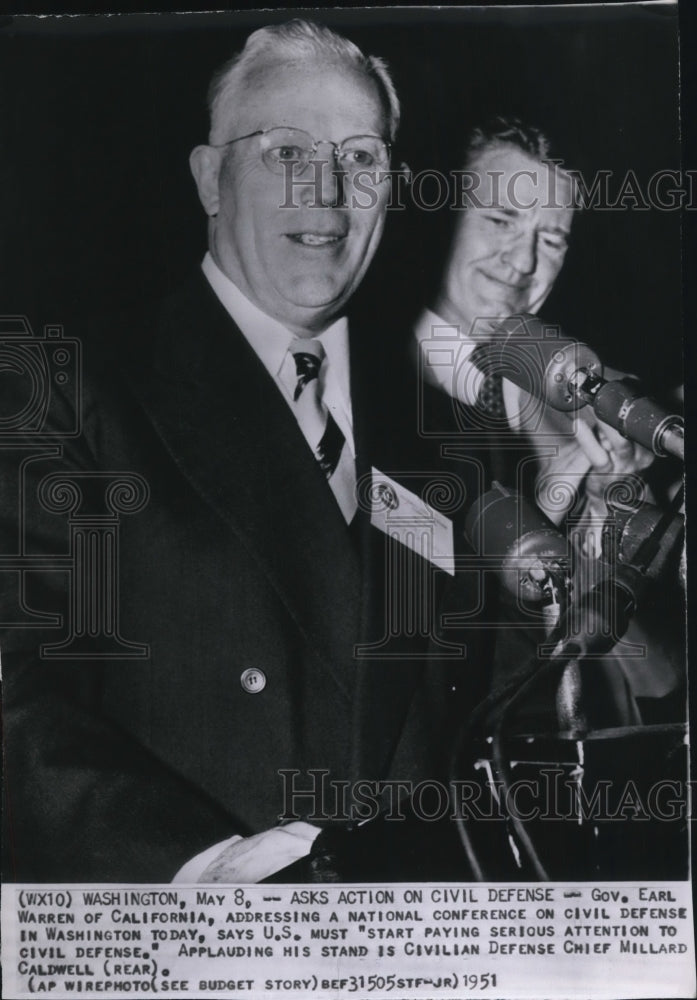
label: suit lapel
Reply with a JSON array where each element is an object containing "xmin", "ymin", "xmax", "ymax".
[{"xmin": 122, "ymin": 274, "xmax": 361, "ymax": 697}]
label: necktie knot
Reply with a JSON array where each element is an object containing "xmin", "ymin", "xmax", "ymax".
[{"xmin": 290, "ymin": 339, "xmax": 325, "ymax": 401}]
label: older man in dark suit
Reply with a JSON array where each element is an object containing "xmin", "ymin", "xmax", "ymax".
[{"xmin": 2, "ymin": 20, "xmax": 488, "ymax": 883}]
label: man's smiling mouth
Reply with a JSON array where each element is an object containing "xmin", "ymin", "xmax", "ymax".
[
  {"xmin": 287, "ymin": 233, "xmax": 345, "ymax": 247},
  {"xmin": 478, "ymin": 269, "xmax": 531, "ymax": 292}
]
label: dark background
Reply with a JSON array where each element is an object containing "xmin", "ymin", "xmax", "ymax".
[{"xmin": 0, "ymin": 4, "xmax": 684, "ymax": 391}]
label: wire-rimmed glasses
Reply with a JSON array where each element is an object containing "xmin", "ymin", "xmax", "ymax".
[{"xmin": 211, "ymin": 126, "xmax": 392, "ymax": 179}]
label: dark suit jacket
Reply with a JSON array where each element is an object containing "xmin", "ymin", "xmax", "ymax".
[{"xmin": 2, "ymin": 272, "xmax": 490, "ymax": 882}]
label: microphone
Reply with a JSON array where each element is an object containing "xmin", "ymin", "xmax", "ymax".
[
  {"xmin": 479, "ymin": 314, "xmax": 684, "ymax": 460},
  {"xmin": 602, "ymin": 496, "xmax": 685, "ymax": 581},
  {"xmin": 463, "ymin": 483, "xmax": 644, "ymax": 658},
  {"xmin": 464, "ymin": 482, "xmax": 570, "ymax": 604}
]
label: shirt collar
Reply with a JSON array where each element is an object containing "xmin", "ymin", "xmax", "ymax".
[
  {"xmin": 414, "ymin": 307, "xmax": 476, "ymax": 356},
  {"xmin": 201, "ymin": 252, "xmax": 349, "ymax": 383}
]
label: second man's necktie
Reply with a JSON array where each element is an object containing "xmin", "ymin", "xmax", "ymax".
[{"xmin": 470, "ymin": 342, "xmax": 506, "ymax": 422}]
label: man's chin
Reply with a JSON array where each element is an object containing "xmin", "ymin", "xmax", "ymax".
[
  {"xmin": 260, "ymin": 289, "xmax": 349, "ymax": 334},
  {"xmin": 281, "ymin": 278, "xmax": 352, "ymax": 315},
  {"xmin": 472, "ymin": 299, "xmax": 536, "ymax": 331}
]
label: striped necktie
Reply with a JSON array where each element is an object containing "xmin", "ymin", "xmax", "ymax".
[{"xmin": 288, "ymin": 339, "xmax": 357, "ymax": 523}]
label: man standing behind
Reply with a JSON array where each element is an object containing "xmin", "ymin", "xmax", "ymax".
[
  {"xmin": 415, "ymin": 118, "xmax": 680, "ymax": 723},
  {"xmin": 3, "ymin": 21, "xmax": 485, "ymax": 884},
  {"xmin": 416, "ymin": 117, "xmax": 654, "ymax": 534}
]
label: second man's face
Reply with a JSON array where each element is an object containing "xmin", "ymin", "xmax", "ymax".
[
  {"xmin": 195, "ymin": 59, "xmax": 392, "ymax": 335},
  {"xmin": 442, "ymin": 142, "xmax": 575, "ymax": 334}
]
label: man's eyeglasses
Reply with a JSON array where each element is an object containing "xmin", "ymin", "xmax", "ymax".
[{"xmin": 211, "ymin": 126, "xmax": 392, "ymax": 178}]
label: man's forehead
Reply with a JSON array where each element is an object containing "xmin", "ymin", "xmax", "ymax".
[
  {"xmin": 218, "ymin": 57, "xmax": 386, "ymax": 132},
  {"xmin": 469, "ymin": 142, "xmax": 575, "ymax": 215}
]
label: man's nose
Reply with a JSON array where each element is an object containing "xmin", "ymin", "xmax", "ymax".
[
  {"xmin": 501, "ymin": 232, "xmax": 537, "ymax": 275},
  {"xmin": 307, "ymin": 145, "xmax": 344, "ymax": 206}
]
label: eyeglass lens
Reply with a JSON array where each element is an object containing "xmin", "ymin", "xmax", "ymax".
[{"xmin": 259, "ymin": 128, "xmax": 389, "ymax": 175}]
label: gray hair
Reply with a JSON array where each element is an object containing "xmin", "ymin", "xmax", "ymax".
[{"xmin": 207, "ymin": 19, "xmax": 400, "ymax": 144}]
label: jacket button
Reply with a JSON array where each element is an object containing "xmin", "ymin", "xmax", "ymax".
[{"xmin": 240, "ymin": 668, "xmax": 266, "ymax": 694}]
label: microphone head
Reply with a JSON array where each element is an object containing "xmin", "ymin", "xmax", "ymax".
[
  {"xmin": 464, "ymin": 482, "xmax": 570, "ymax": 602},
  {"xmin": 602, "ymin": 499, "xmax": 685, "ymax": 581},
  {"xmin": 485, "ymin": 314, "xmax": 602, "ymax": 411}
]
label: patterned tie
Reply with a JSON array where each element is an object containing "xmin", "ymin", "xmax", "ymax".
[
  {"xmin": 288, "ymin": 339, "xmax": 357, "ymax": 523},
  {"xmin": 469, "ymin": 343, "xmax": 506, "ymax": 422}
]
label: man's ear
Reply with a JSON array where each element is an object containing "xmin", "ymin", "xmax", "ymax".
[
  {"xmin": 398, "ymin": 161, "xmax": 413, "ymax": 185},
  {"xmin": 189, "ymin": 145, "xmax": 222, "ymax": 217}
]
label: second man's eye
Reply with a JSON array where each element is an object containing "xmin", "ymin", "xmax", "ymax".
[
  {"xmin": 540, "ymin": 234, "xmax": 568, "ymax": 252},
  {"xmin": 485, "ymin": 214, "xmax": 511, "ymax": 227}
]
